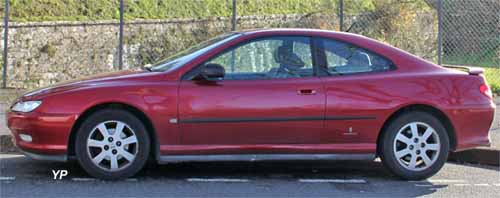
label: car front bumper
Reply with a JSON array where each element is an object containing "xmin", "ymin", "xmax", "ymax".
[
  {"xmin": 7, "ymin": 110, "xmax": 77, "ymax": 157},
  {"xmin": 18, "ymin": 147, "xmax": 68, "ymax": 162}
]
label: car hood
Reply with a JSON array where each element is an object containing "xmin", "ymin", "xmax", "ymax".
[{"xmin": 21, "ymin": 69, "xmax": 150, "ymax": 100}]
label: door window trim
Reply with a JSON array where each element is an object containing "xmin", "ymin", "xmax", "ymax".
[{"xmin": 181, "ymin": 35, "xmax": 321, "ymax": 81}]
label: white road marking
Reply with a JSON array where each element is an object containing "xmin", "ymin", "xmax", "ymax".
[
  {"xmin": 298, "ymin": 179, "xmax": 366, "ymax": 184},
  {"xmin": 429, "ymin": 179, "xmax": 467, "ymax": 183},
  {"xmin": 0, "ymin": 154, "xmax": 24, "ymax": 158},
  {"xmin": 493, "ymin": 183, "xmax": 500, "ymax": 187},
  {"xmin": 69, "ymin": 177, "xmax": 138, "ymax": 182},
  {"xmin": 186, "ymin": 178, "xmax": 249, "ymax": 182},
  {"xmin": 72, "ymin": 178, "xmax": 97, "ymax": 182},
  {"xmin": 414, "ymin": 184, "xmax": 434, "ymax": 187},
  {"xmin": 410, "ymin": 179, "xmax": 466, "ymax": 183},
  {"xmin": 474, "ymin": 184, "xmax": 490, "ymax": 187},
  {"xmin": 453, "ymin": 184, "xmax": 471, "ymax": 187},
  {"xmin": 0, "ymin": 176, "xmax": 15, "ymax": 181}
]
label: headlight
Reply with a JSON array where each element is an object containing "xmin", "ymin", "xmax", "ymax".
[{"xmin": 11, "ymin": 101, "xmax": 42, "ymax": 112}]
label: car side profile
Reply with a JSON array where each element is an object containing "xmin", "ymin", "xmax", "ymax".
[{"xmin": 7, "ymin": 29, "xmax": 495, "ymax": 180}]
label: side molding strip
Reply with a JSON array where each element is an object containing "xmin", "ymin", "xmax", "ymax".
[
  {"xmin": 180, "ymin": 116, "xmax": 376, "ymax": 123},
  {"xmin": 158, "ymin": 154, "xmax": 376, "ymax": 164}
]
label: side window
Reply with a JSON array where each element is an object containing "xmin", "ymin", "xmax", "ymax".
[
  {"xmin": 203, "ymin": 37, "xmax": 314, "ymax": 80},
  {"xmin": 320, "ymin": 38, "xmax": 393, "ymax": 75}
]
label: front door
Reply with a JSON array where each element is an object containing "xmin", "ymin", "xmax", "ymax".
[{"xmin": 178, "ymin": 36, "xmax": 326, "ymax": 149}]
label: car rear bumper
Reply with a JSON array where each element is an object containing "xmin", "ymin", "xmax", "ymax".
[
  {"xmin": 449, "ymin": 102, "xmax": 496, "ymax": 151},
  {"xmin": 7, "ymin": 110, "xmax": 76, "ymax": 156}
]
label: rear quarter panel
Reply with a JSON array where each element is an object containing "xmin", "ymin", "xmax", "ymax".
[{"xmin": 321, "ymin": 69, "xmax": 494, "ymax": 151}]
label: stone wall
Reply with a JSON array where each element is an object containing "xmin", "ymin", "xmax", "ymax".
[
  {"xmin": 0, "ymin": 21, "xmax": 120, "ymax": 88},
  {"xmin": 0, "ymin": 15, "xmax": 315, "ymax": 89},
  {"xmin": 0, "ymin": 13, "xmax": 438, "ymax": 89}
]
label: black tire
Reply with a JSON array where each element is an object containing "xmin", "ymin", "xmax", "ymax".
[
  {"xmin": 75, "ymin": 109, "xmax": 150, "ymax": 180},
  {"xmin": 380, "ymin": 111, "xmax": 450, "ymax": 180}
]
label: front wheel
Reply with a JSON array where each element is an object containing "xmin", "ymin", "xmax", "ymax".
[
  {"xmin": 75, "ymin": 109, "xmax": 150, "ymax": 180},
  {"xmin": 381, "ymin": 111, "xmax": 450, "ymax": 180}
]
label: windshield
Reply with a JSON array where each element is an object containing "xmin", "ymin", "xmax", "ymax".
[{"xmin": 149, "ymin": 33, "xmax": 241, "ymax": 72}]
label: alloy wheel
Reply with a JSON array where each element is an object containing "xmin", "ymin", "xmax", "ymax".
[
  {"xmin": 393, "ymin": 122, "xmax": 441, "ymax": 171},
  {"xmin": 86, "ymin": 120, "xmax": 139, "ymax": 172}
]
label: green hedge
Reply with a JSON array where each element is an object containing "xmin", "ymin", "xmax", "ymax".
[
  {"xmin": 4, "ymin": 0, "xmax": 342, "ymax": 22},
  {"xmin": 4, "ymin": 0, "xmax": 432, "ymax": 22}
]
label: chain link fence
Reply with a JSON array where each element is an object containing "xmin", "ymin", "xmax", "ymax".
[
  {"xmin": 442, "ymin": 0, "xmax": 499, "ymax": 67},
  {"xmin": 0, "ymin": 0, "xmax": 498, "ymax": 91},
  {"xmin": 441, "ymin": 0, "xmax": 500, "ymax": 92}
]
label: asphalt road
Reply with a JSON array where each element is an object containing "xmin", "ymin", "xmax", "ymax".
[{"xmin": 0, "ymin": 154, "xmax": 499, "ymax": 198}]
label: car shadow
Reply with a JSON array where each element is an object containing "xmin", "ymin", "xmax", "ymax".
[{"xmin": 140, "ymin": 160, "xmax": 393, "ymax": 179}]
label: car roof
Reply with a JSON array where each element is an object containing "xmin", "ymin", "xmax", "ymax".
[{"xmin": 238, "ymin": 28, "xmax": 359, "ymax": 37}]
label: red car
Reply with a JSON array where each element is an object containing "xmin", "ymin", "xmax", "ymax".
[{"xmin": 7, "ymin": 29, "xmax": 495, "ymax": 180}]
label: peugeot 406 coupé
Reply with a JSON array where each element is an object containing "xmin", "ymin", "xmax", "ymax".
[{"xmin": 7, "ymin": 29, "xmax": 495, "ymax": 180}]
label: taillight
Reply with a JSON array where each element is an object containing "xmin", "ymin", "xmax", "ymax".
[{"xmin": 479, "ymin": 84, "xmax": 493, "ymax": 99}]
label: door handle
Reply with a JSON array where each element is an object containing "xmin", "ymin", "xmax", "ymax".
[{"xmin": 297, "ymin": 89, "xmax": 316, "ymax": 95}]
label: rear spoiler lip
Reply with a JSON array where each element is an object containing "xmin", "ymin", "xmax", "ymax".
[{"xmin": 443, "ymin": 64, "xmax": 484, "ymax": 75}]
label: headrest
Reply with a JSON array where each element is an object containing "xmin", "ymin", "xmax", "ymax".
[
  {"xmin": 347, "ymin": 51, "xmax": 371, "ymax": 66},
  {"xmin": 273, "ymin": 45, "xmax": 305, "ymax": 70}
]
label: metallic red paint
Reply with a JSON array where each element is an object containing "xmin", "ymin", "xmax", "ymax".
[{"xmin": 6, "ymin": 29, "xmax": 495, "ymax": 160}]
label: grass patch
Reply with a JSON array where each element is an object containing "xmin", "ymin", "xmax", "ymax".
[
  {"xmin": 443, "ymin": 49, "xmax": 499, "ymax": 68},
  {"xmin": 485, "ymin": 67, "xmax": 500, "ymax": 94}
]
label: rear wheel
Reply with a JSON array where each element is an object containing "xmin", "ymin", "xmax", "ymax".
[
  {"xmin": 381, "ymin": 111, "xmax": 449, "ymax": 180},
  {"xmin": 75, "ymin": 109, "xmax": 150, "ymax": 179}
]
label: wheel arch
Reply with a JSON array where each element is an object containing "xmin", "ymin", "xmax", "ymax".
[
  {"xmin": 376, "ymin": 104, "xmax": 457, "ymax": 156},
  {"xmin": 67, "ymin": 102, "xmax": 159, "ymax": 161}
]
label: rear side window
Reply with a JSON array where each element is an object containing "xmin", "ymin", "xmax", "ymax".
[{"xmin": 319, "ymin": 38, "xmax": 394, "ymax": 75}]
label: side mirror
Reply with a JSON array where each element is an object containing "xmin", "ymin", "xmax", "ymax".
[{"xmin": 195, "ymin": 63, "xmax": 225, "ymax": 81}]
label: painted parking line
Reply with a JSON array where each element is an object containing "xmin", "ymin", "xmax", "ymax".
[
  {"xmin": 453, "ymin": 184, "xmax": 471, "ymax": 187},
  {"xmin": 0, "ymin": 176, "xmax": 15, "ymax": 181},
  {"xmin": 298, "ymin": 179, "xmax": 367, "ymax": 184},
  {"xmin": 186, "ymin": 178, "xmax": 250, "ymax": 182}
]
